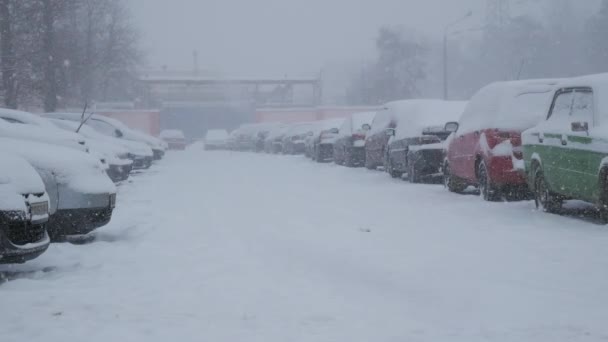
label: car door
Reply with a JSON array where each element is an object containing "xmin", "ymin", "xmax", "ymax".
[
  {"xmin": 562, "ymin": 88, "xmax": 597, "ymax": 200},
  {"xmin": 541, "ymin": 88, "xmax": 596, "ymax": 199}
]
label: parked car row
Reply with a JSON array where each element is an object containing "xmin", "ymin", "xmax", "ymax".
[
  {"xmin": 219, "ymin": 73, "xmax": 608, "ymax": 223},
  {"xmin": 1, "ymin": 109, "xmax": 168, "ymax": 264}
]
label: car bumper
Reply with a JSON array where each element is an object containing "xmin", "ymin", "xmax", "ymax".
[
  {"xmin": 488, "ymin": 156, "xmax": 526, "ymax": 186},
  {"xmin": 47, "ymin": 206, "xmax": 114, "ymax": 239},
  {"xmin": 152, "ymin": 149, "xmax": 165, "ymax": 160},
  {"xmin": 0, "ymin": 217, "xmax": 50, "ymax": 264}
]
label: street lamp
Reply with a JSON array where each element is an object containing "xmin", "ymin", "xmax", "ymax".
[{"xmin": 443, "ymin": 10, "xmax": 472, "ymax": 100}]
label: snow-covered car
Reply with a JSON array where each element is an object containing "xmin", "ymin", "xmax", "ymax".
[
  {"xmin": 43, "ymin": 112, "xmax": 166, "ymax": 160},
  {"xmin": 333, "ymin": 111, "xmax": 375, "ymax": 167},
  {"xmin": 0, "ymin": 138, "xmax": 117, "ymax": 241},
  {"xmin": 0, "ymin": 152, "xmax": 51, "ymax": 263},
  {"xmin": 310, "ymin": 118, "xmax": 345, "ymax": 162},
  {"xmin": 445, "ymin": 79, "xmax": 559, "ymax": 201},
  {"xmin": 522, "ymin": 74, "xmax": 608, "ymax": 218},
  {"xmin": 204, "ymin": 129, "xmax": 229, "ymax": 150},
  {"xmin": 49, "ymin": 119, "xmax": 135, "ymax": 182},
  {"xmin": 385, "ymin": 100, "xmax": 467, "ymax": 181},
  {"xmin": 264, "ymin": 124, "xmax": 289, "ymax": 153},
  {"xmin": 44, "ymin": 114, "xmax": 154, "ymax": 170},
  {"xmin": 253, "ymin": 123, "xmax": 282, "ymax": 152},
  {"xmin": 282, "ymin": 122, "xmax": 315, "ymax": 155},
  {"xmin": 0, "ymin": 109, "xmax": 88, "ymax": 153},
  {"xmin": 365, "ymin": 103, "xmax": 401, "ymax": 170},
  {"xmin": 160, "ymin": 129, "xmax": 187, "ymax": 150}
]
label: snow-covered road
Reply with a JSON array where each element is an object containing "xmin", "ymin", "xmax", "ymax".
[{"xmin": 2, "ymin": 147, "xmax": 608, "ymax": 342}]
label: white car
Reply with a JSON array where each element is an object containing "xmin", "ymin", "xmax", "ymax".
[
  {"xmin": 0, "ymin": 109, "xmax": 88, "ymax": 153},
  {"xmin": 0, "ymin": 138, "xmax": 117, "ymax": 241},
  {"xmin": 49, "ymin": 119, "xmax": 135, "ymax": 182},
  {"xmin": 0, "ymin": 152, "xmax": 51, "ymax": 263},
  {"xmin": 43, "ymin": 112, "xmax": 167, "ymax": 160},
  {"xmin": 204, "ymin": 129, "xmax": 229, "ymax": 150}
]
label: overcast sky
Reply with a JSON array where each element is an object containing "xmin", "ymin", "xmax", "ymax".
[{"xmin": 129, "ymin": 0, "xmax": 599, "ymax": 77}]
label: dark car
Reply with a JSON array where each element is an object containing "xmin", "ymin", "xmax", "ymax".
[
  {"xmin": 365, "ymin": 104, "xmax": 400, "ymax": 170},
  {"xmin": 310, "ymin": 118, "xmax": 344, "ymax": 162},
  {"xmin": 264, "ymin": 125, "xmax": 289, "ymax": 153},
  {"xmin": 385, "ymin": 100, "xmax": 466, "ymax": 180},
  {"xmin": 334, "ymin": 112, "xmax": 376, "ymax": 167},
  {"xmin": 0, "ymin": 153, "xmax": 51, "ymax": 263},
  {"xmin": 282, "ymin": 122, "xmax": 315, "ymax": 155},
  {"xmin": 406, "ymin": 125, "xmax": 458, "ymax": 183}
]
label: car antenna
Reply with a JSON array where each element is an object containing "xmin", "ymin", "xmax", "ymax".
[{"xmin": 75, "ymin": 102, "xmax": 95, "ymax": 133}]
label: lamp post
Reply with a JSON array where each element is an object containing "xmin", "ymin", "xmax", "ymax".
[{"xmin": 443, "ymin": 10, "xmax": 472, "ymax": 100}]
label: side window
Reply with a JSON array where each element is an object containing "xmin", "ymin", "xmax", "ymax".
[
  {"xmin": 548, "ymin": 90, "xmax": 574, "ymax": 121},
  {"xmin": 571, "ymin": 89, "xmax": 594, "ymax": 124}
]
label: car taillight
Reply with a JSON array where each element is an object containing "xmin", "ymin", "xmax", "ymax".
[
  {"xmin": 497, "ymin": 132, "xmax": 511, "ymax": 139},
  {"xmin": 352, "ymin": 133, "xmax": 366, "ymax": 140}
]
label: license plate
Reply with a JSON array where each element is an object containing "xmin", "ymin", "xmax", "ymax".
[
  {"xmin": 109, "ymin": 194, "xmax": 117, "ymax": 208},
  {"xmin": 29, "ymin": 201, "xmax": 49, "ymax": 216}
]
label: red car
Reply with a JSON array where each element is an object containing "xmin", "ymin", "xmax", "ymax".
[{"xmin": 444, "ymin": 80, "xmax": 559, "ymax": 201}]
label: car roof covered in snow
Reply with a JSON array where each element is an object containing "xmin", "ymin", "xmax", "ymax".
[
  {"xmin": 457, "ymin": 79, "xmax": 560, "ymax": 135},
  {"xmin": 393, "ymin": 100, "xmax": 467, "ymax": 140},
  {"xmin": 0, "ymin": 137, "xmax": 116, "ymax": 195}
]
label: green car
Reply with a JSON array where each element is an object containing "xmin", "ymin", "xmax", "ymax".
[{"xmin": 522, "ymin": 75, "xmax": 608, "ymax": 220}]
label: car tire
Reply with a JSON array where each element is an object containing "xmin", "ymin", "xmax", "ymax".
[
  {"xmin": 444, "ymin": 162, "xmax": 466, "ymax": 193},
  {"xmin": 478, "ymin": 160, "xmax": 500, "ymax": 201},
  {"xmin": 534, "ymin": 168, "xmax": 562, "ymax": 213}
]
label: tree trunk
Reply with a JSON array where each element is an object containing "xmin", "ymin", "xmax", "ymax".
[
  {"xmin": 42, "ymin": 0, "xmax": 57, "ymax": 112},
  {"xmin": 0, "ymin": 0, "xmax": 17, "ymax": 108}
]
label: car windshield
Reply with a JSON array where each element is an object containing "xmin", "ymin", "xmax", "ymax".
[{"xmin": 3, "ymin": 2, "xmax": 608, "ymax": 342}]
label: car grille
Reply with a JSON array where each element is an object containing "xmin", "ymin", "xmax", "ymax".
[
  {"xmin": 6, "ymin": 222, "xmax": 46, "ymax": 246},
  {"xmin": 29, "ymin": 201, "xmax": 49, "ymax": 217}
]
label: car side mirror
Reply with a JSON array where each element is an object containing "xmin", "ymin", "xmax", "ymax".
[
  {"xmin": 571, "ymin": 121, "xmax": 589, "ymax": 133},
  {"xmin": 115, "ymin": 129, "xmax": 124, "ymax": 138},
  {"xmin": 362, "ymin": 124, "xmax": 371, "ymax": 131},
  {"xmin": 386, "ymin": 128, "xmax": 396, "ymax": 137},
  {"xmin": 445, "ymin": 121, "xmax": 459, "ymax": 133}
]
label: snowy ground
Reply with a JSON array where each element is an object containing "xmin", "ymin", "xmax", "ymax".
[{"xmin": 2, "ymin": 147, "xmax": 608, "ymax": 342}]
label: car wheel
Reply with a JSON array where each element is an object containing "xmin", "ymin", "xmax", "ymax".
[
  {"xmin": 443, "ymin": 162, "xmax": 465, "ymax": 193},
  {"xmin": 534, "ymin": 168, "xmax": 561, "ymax": 213},
  {"xmin": 478, "ymin": 160, "xmax": 500, "ymax": 201}
]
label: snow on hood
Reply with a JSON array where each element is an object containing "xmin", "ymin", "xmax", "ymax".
[
  {"xmin": 41, "ymin": 112, "xmax": 165, "ymax": 151},
  {"xmin": 49, "ymin": 119, "xmax": 131, "ymax": 164},
  {"xmin": 457, "ymin": 79, "xmax": 560, "ymax": 135},
  {"xmin": 0, "ymin": 184, "xmax": 27, "ymax": 212},
  {"xmin": 0, "ymin": 151, "xmax": 46, "ymax": 195},
  {"xmin": 0, "ymin": 138, "xmax": 116, "ymax": 195},
  {"xmin": 393, "ymin": 100, "xmax": 467, "ymax": 140},
  {"xmin": 284, "ymin": 122, "xmax": 316, "ymax": 138},
  {"xmin": 352, "ymin": 112, "xmax": 376, "ymax": 132},
  {"xmin": 0, "ymin": 115, "xmax": 87, "ymax": 152}
]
